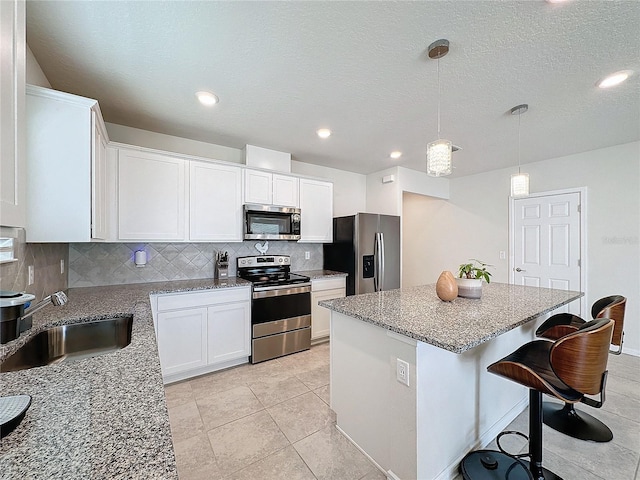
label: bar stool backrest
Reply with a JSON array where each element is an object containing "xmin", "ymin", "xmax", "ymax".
[
  {"xmin": 591, "ymin": 295, "xmax": 626, "ymax": 347},
  {"xmin": 550, "ymin": 318, "xmax": 614, "ymax": 396}
]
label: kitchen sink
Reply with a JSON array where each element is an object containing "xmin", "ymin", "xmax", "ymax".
[{"xmin": 0, "ymin": 316, "xmax": 133, "ymax": 373}]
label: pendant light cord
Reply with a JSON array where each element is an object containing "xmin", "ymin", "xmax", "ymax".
[
  {"xmin": 517, "ymin": 111, "xmax": 521, "ymax": 175},
  {"xmin": 437, "ymin": 57, "xmax": 441, "ymax": 139}
]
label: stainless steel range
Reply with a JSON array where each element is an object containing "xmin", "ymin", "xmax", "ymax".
[{"xmin": 237, "ymin": 255, "xmax": 311, "ymax": 363}]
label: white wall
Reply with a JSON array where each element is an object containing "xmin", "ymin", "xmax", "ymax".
[
  {"xmin": 366, "ymin": 166, "xmax": 449, "ymax": 215},
  {"xmin": 402, "ymin": 142, "xmax": 640, "ymax": 355},
  {"xmin": 366, "ymin": 167, "xmax": 403, "ymax": 215},
  {"xmin": 26, "ymin": 45, "xmax": 51, "ymax": 88},
  {"xmin": 105, "ymin": 123, "xmax": 244, "ymax": 164}
]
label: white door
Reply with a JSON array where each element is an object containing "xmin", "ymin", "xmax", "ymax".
[{"xmin": 511, "ymin": 191, "xmax": 583, "ymax": 315}]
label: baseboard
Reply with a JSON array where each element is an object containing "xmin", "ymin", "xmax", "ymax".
[
  {"xmin": 620, "ymin": 347, "xmax": 640, "ymax": 357},
  {"xmin": 311, "ymin": 336, "xmax": 330, "ymax": 346},
  {"xmin": 162, "ymin": 356, "xmax": 249, "ymax": 384},
  {"xmin": 479, "ymin": 396, "xmax": 529, "ymax": 447},
  {"xmin": 334, "ymin": 424, "xmax": 390, "ymax": 479},
  {"xmin": 433, "ymin": 396, "xmax": 529, "ymax": 480}
]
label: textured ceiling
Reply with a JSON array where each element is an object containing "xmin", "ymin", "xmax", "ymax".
[{"xmin": 26, "ymin": 1, "xmax": 640, "ymax": 177}]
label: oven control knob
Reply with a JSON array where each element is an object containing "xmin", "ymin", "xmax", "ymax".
[{"xmin": 279, "ymin": 258, "xmax": 283, "ymax": 262}]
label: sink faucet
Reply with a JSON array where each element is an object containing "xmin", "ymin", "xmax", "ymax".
[{"xmin": 19, "ymin": 291, "xmax": 68, "ymax": 333}]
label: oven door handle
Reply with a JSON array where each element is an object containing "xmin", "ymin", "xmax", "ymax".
[{"xmin": 253, "ymin": 283, "xmax": 311, "ymax": 298}]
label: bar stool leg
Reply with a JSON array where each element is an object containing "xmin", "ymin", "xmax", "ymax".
[{"xmin": 527, "ymin": 390, "xmax": 563, "ymax": 480}]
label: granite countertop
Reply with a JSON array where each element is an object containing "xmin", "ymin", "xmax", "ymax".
[
  {"xmin": 319, "ymin": 282, "xmax": 583, "ymax": 354},
  {"xmin": 300, "ymin": 269, "xmax": 348, "ymax": 280},
  {"xmin": 0, "ymin": 277, "xmax": 251, "ymax": 479}
]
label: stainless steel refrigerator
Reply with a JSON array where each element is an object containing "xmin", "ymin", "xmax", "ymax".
[{"xmin": 323, "ymin": 213, "xmax": 400, "ymax": 296}]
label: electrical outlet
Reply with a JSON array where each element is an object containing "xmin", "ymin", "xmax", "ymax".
[
  {"xmin": 28, "ymin": 265, "xmax": 35, "ymax": 285},
  {"xmin": 305, "ymin": 251, "xmax": 310, "ymax": 260},
  {"xmin": 60, "ymin": 259, "xmax": 65, "ymax": 274},
  {"xmin": 396, "ymin": 358, "xmax": 409, "ymax": 386},
  {"xmin": 499, "ymin": 251, "xmax": 506, "ymax": 260}
]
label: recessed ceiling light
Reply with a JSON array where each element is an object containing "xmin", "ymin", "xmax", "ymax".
[
  {"xmin": 196, "ymin": 91, "xmax": 219, "ymax": 106},
  {"xmin": 390, "ymin": 151, "xmax": 402, "ymax": 159},
  {"xmin": 597, "ymin": 70, "xmax": 633, "ymax": 89},
  {"xmin": 317, "ymin": 128, "xmax": 331, "ymax": 139}
]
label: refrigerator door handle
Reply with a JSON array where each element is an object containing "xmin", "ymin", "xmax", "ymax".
[
  {"xmin": 374, "ymin": 232, "xmax": 385, "ymax": 292},
  {"xmin": 373, "ymin": 234, "xmax": 378, "ymax": 292}
]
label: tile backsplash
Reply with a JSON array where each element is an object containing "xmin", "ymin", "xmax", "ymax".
[
  {"xmin": 0, "ymin": 228, "xmax": 68, "ymax": 302},
  {"xmin": 69, "ymin": 241, "xmax": 323, "ymax": 287}
]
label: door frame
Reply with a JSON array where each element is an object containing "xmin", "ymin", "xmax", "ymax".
[{"xmin": 508, "ymin": 187, "xmax": 588, "ymax": 316}]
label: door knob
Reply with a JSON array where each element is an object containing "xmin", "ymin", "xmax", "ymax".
[{"xmin": 515, "ymin": 267, "xmax": 526, "ymax": 272}]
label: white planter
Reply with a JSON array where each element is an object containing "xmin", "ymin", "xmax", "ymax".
[{"xmin": 456, "ymin": 278, "xmax": 483, "ymax": 299}]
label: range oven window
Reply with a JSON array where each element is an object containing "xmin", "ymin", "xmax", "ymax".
[{"xmin": 252, "ymin": 290, "xmax": 311, "ymax": 325}]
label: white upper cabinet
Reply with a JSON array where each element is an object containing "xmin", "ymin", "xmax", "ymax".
[
  {"xmin": 0, "ymin": 1, "xmax": 26, "ymax": 227},
  {"xmin": 273, "ymin": 174, "xmax": 299, "ymax": 207},
  {"xmin": 299, "ymin": 178, "xmax": 333, "ymax": 243},
  {"xmin": 25, "ymin": 85, "xmax": 111, "ymax": 242},
  {"xmin": 190, "ymin": 161, "xmax": 243, "ymax": 242},
  {"xmin": 243, "ymin": 169, "xmax": 272, "ymax": 204},
  {"xmin": 91, "ymin": 110, "xmax": 109, "ymax": 240},
  {"xmin": 118, "ymin": 148, "xmax": 187, "ymax": 241},
  {"xmin": 243, "ymin": 169, "xmax": 299, "ymax": 207}
]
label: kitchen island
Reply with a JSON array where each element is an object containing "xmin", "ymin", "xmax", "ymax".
[
  {"xmin": 320, "ymin": 282, "xmax": 582, "ymax": 480},
  {"xmin": 0, "ymin": 278, "xmax": 249, "ymax": 479}
]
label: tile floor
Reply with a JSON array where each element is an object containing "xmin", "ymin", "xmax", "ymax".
[{"xmin": 165, "ymin": 343, "xmax": 640, "ymax": 480}]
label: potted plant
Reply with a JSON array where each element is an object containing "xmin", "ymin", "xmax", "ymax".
[{"xmin": 456, "ymin": 259, "xmax": 492, "ymax": 299}]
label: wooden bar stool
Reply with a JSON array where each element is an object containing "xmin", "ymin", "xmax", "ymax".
[
  {"xmin": 535, "ymin": 295, "xmax": 626, "ymax": 442},
  {"xmin": 465, "ymin": 318, "xmax": 614, "ymax": 480}
]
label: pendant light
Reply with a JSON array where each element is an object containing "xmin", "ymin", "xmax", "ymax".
[
  {"xmin": 426, "ymin": 39, "xmax": 452, "ymax": 177},
  {"xmin": 510, "ymin": 104, "xmax": 530, "ymax": 197}
]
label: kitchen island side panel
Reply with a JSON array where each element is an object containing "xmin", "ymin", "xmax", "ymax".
[
  {"xmin": 330, "ymin": 311, "xmax": 417, "ymax": 479},
  {"xmin": 331, "ymin": 310, "xmax": 542, "ymax": 480},
  {"xmin": 415, "ymin": 322, "xmax": 532, "ymax": 480}
]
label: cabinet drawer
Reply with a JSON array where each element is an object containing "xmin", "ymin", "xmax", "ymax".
[
  {"xmin": 312, "ymin": 277, "xmax": 346, "ymax": 291},
  {"xmin": 156, "ymin": 287, "xmax": 250, "ymax": 311}
]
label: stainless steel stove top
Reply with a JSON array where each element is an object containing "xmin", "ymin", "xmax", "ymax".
[{"xmin": 236, "ymin": 255, "xmax": 310, "ymax": 289}]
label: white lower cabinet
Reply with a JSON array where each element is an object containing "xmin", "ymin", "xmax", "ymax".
[
  {"xmin": 157, "ymin": 307, "xmax": 208, "ymax": 376},
  {"xmin": 311, "ymin": 277, "xmax": 346, "ymax": 341},
  {"xmin": 152, "ymin": 286, "xmax": 251, "ymax": 383},
  {"xmin": 207, "ymin": 302, "xmax": 251, "ymax": 364}
]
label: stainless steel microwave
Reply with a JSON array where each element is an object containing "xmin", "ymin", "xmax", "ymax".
[{"xmin": 244, "ymin": 204, "xmax": 301, "ymax": 241}]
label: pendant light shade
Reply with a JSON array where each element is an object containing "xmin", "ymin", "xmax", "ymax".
[
  {"xmin": 427, "ymin": 139, "xmax": 452, "ymax": 176},
  {"xmin": 510, "ymin": 173, "xmax": 530, "ymax": 197},
  {"xmin": 510, "ymin": 104, "xmax": 529, "ymax": 197},
  {"xmin": 426, "ymin": 39, "xmax": 453, "ymax": 177}
]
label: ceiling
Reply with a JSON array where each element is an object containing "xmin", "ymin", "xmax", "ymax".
[{"xmin": 26, "ymin": 1, "xmax": 640, "ymax": 177}]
